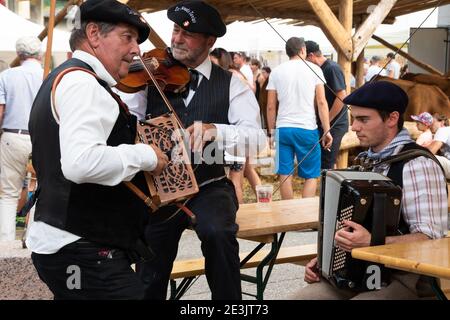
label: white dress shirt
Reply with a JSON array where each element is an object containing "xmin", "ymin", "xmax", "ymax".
[
  {"xmin": 119, "ymin": 57, "xmax": 267, "ymax": 160},
  {"xmin": 27, "ymin": 50, "xmax": 158, "ymax": 254},
  {"xmin": 0, "ymin": 59, "xmax": 43, "ymax": 130}
]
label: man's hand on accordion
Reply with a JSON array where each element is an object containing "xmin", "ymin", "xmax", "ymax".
[
  {"xmin": 334, "ymin": 220, "xmax": 371, "ymax": 252},
  {"xmin": 149, "ymin": 144, "xmax": 169, "ymax": 175}
]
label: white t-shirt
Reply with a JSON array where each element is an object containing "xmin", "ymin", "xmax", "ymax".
[
  {"xmin": 240, "ymin": 64, "xmax": 254, "ymax": 84},
  {"xmin": 365, "ymin": 65, "xmax": 386, "ymax": 82},
  {"xmin": 266, "ymin": 59, "xmax": 325, "ymax": 129},
  {"xmin": 434, "ymin": 126, "xmax": 450, "ymax": 159},
  {"xmin": 386, "ymin": 60, "xmax": 401, "ymax": 79}
]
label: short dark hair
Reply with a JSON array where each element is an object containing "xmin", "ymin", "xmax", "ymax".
[
  {"xmin": 210, "ymin": 47, "xmax": 233, "ymax": 70},
  {"xmin": 433, "ymin": 113, "xmax": 449, "ymax": 126},
  {"xmin": 262, "ymin": 66, "xmax": 271, "ymax": 73},
  {"xmin": 250, "ymin": 59, "xmax": 261, "ymax": 68},
  {"xmin": 377, "ymin": 110, "xmax": 404, "ymax": 131},
  {"xmin": 387, "ymin": 52, "xmax": 395, "ymax": 59},
  {"xmin": 286, "ymin": 37, "xmax": 305, "ymax": 58}
]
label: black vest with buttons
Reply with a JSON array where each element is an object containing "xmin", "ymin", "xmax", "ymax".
[
  {"xmin": 28, "ymin": 58, "xmax": 148, "ymax": 250},
  {"xmin": 147, "ymin": 63, "xmax": 232, "ymax": 185}
]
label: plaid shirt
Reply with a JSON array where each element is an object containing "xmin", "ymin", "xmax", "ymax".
[{"xmin": 357, "ymin": 129, "xmax": 448, "ymax": 239}]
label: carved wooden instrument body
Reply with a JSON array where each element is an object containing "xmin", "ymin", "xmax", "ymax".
[{"xmin": 136, "ymin": 112, "xmax": 198, "ymax": 209}]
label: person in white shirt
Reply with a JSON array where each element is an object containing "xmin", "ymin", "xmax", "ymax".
[
  {"xmin": 386, "ymin": 52, "xmax": 401, "ymax": 79},
  {"xmin": 26, "ymin": 0, "xmax": 168, "ymax": 299},
  {"xmin": 365, "ymin": 55, "xmax": 386, "ymax": 82},
  {"xmin": 266, "ymin": 36, "xmax": 332, "ymax": 199},
  {"xmin": 233, "ymin": 51, "xmax": 255, "ymax": 92},
  {"xmin": 410, "ymin": 111, "xmax": 434, "ymax": 147},
  {"xmin": 427, "ymin": 114, "xmax": 450, "ymax": 178},
  {"xmin": 130, "ymin": 0, "xmax": 266, "ymax": 300},
  {"xmin": 0, "ymin": 36, "xmax": 43, "ymax": 241}
]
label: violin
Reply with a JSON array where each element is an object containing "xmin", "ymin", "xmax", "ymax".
[{"xmin": 116, "ymin": 48, "xmax": 190, "ymax": 94}]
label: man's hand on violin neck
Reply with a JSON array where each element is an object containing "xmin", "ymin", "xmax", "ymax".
[
  {"xmin": 149, "ymin": 144, "xmax": 169, "ymax": 175},
  {"xmin": 186, "ymin": 122, "xmax": 217, "ymax": 153}
]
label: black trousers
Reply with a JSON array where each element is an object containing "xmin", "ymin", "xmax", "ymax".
[
  {"xmin": 31, "ymin": 240, "xmax": 145, "ymax": 300},
  {"xmin": 137, "ymin": 178, "xmax": 242, "ymax": 300},
  {"xmin": 319, "ymin": 111, "xmax": 349, "ymax": 169}
]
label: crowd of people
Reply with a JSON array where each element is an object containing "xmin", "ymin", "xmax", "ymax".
[{"xmin": 0, "ymin": 0, "xmax": 447, "ymax": 301}]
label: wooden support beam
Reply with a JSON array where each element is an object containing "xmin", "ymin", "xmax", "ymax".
[
  {"xmin": 337, "ymin": 0, "xmax": 353, "ymax": 93},
  {"xmin": 147, "ymin": 23, "xmax": 167, "ymax": 49},
  {"xmin": 372, "ymin": 34, "xmax": 444, "ymax": 76},
  {"xmin": 43, "ymin": 0, "xmax": 57, "ymax": 78},
  {"xmin": 356, "ymin": 49, "xmax": 366, "ymax": 88},
  {"xmin": 352, "ymin": 0, "xmax": 397, "ymax": 60},
  {"xmin": 307, "ymin": 0, "xmax": 352, "ymax": 60},
  {"xmin": 10, "ymin": 0, "xmax": 80, "ymax": 68}
]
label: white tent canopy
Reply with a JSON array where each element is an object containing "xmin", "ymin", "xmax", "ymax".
[
  {"xmin": 140, "ymin": 8, "xmax": 438, "ymax": 58},
  {"xmin": 0, "ymin": 5, "xmax": 70, "ymax": 52}
]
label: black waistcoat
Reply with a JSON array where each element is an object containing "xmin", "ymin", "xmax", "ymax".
[
  {"xmin": 147, "ymin": 63, "xmax": 232, "ymax": 185},
  {"xmin": 28, "ymin": 58, "xmax": 148, "ymax": 250}
]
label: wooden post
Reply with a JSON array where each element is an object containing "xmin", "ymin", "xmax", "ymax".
[
  {"xmin": 337, "ymin": 0, "xmax": 353, "ymax": 93},
  {"xmin": 307, "ymin": 0, "xmax": 352, "ymax": 60},
  {"xmin": 148, "ymin": 24, "xmax": 167, "ymax": 49},
  {"xmin": 43, "ymin": 0, "xmax": 57, "ymax": 78},
  {"xmin": 335, "ymin": 0, "xmax": 352, "ymax": 169},
  {"xmin": 372, "ymin": 34, "xmax": 444, "ymax": 76},
  {"xmin": 353, "ymin": 0, "xmax": 397, "ymax": 60},
  {"xmin": 354, "ymin": 18, "xmax": 366, "ymax": 89},
  {"xmin": 356, "ymin": 49, "xmax": 366, "ymax": 88}
]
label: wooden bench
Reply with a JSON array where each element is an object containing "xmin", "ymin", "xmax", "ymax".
[{"xmin": 169, "ymin": 243, "xmax": 317, "ymax": 299}]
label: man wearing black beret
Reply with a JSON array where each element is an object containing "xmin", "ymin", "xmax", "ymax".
[
  {"xmin": 132, "ymin": 0, "xmax": 267, "ymax": 300},
  {"xmin": 27, "ymin": 0, "xmax": 169, "ymax": 299},
  {"xmin": 291, "ymin": 81, "xmax": 448, "ymax": 299}
]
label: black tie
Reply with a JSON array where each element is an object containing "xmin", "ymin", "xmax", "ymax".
[
  {"xmin": 182, "ymin": 69, "xmax": 199, "ymax": 98},
  {"xmin": 189, "ymin": 69, "xmax": 200, "ymax": 91}
]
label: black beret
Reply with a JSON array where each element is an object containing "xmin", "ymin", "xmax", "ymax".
[
  {"xmin": 167, "ymin": 1, "xmax": 226, "ymax": 37},
  {"xmin": 343, "ymin": 81, "xmax": 409, "ymax": 114},
  {"xmin": 80, "ymin": 0, "xmax": 150, "ymax": 44},
  {"xmin": 305, "ymin": 40, "xmax": 320, "ymax": 55}
]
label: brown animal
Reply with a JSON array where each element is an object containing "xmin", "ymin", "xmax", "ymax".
[
  {"xmin": 401, "ymin": 73, "xmax": 450, "ymax": 98},
  {"xmin": 372, "ymin": 75, "xmax": 450, "ymax": 120}
]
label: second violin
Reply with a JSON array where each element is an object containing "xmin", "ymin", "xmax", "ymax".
[{"xmin": 116, "ymin": 48, "xmax": 190, "ymax": 94}]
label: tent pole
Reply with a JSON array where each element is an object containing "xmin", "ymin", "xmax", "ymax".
[{"xmin": 43, "ymin": 0, "xmax": 57, "ymax": 78}]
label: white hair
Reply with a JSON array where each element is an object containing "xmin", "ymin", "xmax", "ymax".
[{"xmin": 16, "ymin": 36, "xmax": 42, "ymax": 58}]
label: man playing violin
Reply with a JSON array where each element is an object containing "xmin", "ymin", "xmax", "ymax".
[
  {"xmin": 27, "ymin": 0, "xmax": 168, "ymax": 299},
  {"xmin": 130, "ymin": 1, "xmax": 267, "ymax": 300}
]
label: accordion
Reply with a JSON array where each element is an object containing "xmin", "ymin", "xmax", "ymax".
[
  {"xmin": 318, "ymin": 170, "xmax": 402, "ymax": 291},
  {"xmin": 133, "ymin": 112, "xmax": 199, "ymax": 211}
]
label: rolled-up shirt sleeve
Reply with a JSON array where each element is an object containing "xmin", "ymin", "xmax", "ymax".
[
  {"xmin": 56, "ymin": 71, "xmax": 157, "ymax": 186},
  {"xmin": 402, "ymin": 157, "xmax": 448, "ymax": 238},
  {"xmin": 214, "ymin": 73, "xmax": 267, "ymax": 158}
]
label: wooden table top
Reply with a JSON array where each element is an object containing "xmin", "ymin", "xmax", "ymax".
[
  {"xmin": 236, "ymin": 197, "xmax": 319, "ymax": 238},
  {"xmin": 352, "ymin": 237, "xmax": 450, "ymax": 280}
]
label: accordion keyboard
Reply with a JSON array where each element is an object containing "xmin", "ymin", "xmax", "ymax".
[{"xmin": 332, "ymin": 205, "xmax": 354, "ymax": 272}]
